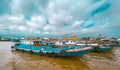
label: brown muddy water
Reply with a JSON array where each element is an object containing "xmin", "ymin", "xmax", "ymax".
[{"xmin": 0, "ymin": 42, "xmax": 120, "ymax": 70}]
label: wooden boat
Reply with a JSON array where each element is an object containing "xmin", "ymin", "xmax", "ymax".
[{"xmin": 11, "ymin": 38, "xmax": 93, "ymax": 57}]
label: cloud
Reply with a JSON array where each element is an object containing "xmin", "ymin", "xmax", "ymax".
[
  {"xmin": 91, "ymin": 2, "xmax": 111, "ymax": 16},
  {"xmin": 0, "ymin": 0, "xmax": 11, "ymax": 15},
  {"xmin": 72, "ymin": 20, "xmax": 84, "ymax": 28},
  {"xmin": 0, "ymin": 0, "xmax": 120, "ymax": 38},
  {"xmin": 10, "ymin": 0, "xmax": 49, "ymax": 19},
  {"xmin": 27, "ymin": 15, "xmax": 46, "ymax": 29}
]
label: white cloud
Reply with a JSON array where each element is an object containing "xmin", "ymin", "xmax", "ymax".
[
  {"xmin": 9, "ymin": 25, "xmax": 18, "ymax": 30},
  {"xmin": 18, "ymin": 26, "xmax": 27, "ymax": 32},
  {"xmin": 27, "ymin": 15, "xmax": 46, "ymax": 30},
  {"xmin": 0, "ymin": 0, "xmax": 120, "ymax": 38},
  {"xmin": 72, "ymin": 20, "xmax": 84, "ymax": 28}
]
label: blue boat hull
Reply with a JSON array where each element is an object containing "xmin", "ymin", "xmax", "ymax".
[
  {"xmin": 65, "ymin": 49, "xmax": 92, "ymax": 57},
  {"xmin": 92, "ymin": 47, "xmax": 110, "ymax": 52},
  {"xmin": 14, "ymin": 44, "xmax": 93, "ymax": 57}
]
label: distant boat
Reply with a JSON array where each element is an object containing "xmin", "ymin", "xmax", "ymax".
[{"xmin": 11, "ymin": 38, "xmax": 93, "ymax": 57}]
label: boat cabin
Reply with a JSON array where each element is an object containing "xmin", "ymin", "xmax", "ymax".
[
  {"xmin": 64, "ymin": 40, "xmax": 77, "ymax": 46},
  {"xmin": 55, "ymin": 40, "xmax": 63, "ymax": 46},
  {"xmin": 76, "ymin": 41, "xmax": 86, "ymax": 46},
  {"xmin": 21, "ymin": 38, "xmax": 54, "ymax": 46},
  {"xmin": 100, "ymin": 38, "xmax": 119, "ymax": 46}
]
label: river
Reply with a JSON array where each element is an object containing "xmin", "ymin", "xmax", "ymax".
[{"xmin": 0, "ymin": 42, "xmax": 120, "ymax": 70}]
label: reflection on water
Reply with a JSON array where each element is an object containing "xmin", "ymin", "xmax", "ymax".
[{"xmin": 0, "ymin": 42, "xmax": 120, "ymax": 70}]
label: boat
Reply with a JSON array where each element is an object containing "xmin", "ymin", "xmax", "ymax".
[
  {"xmin": 11, "ymin": 38, "xmax": 93, "ymax": 57},
  {"xmin": 92, "ymin": 44, "xmax": 110, "ymax": 52},
  {"xmin": 76, "ymin": 40, "xmax": 111, "ymax": 52},
  {"xmin": 117, "ymin": 39, "xmax": 120, "ymax": 46},
  {"xmin": 100, "ymin": 38, "xmax": 119, "ymax": 48},
  {"xmin": 91, "ymin": 38, "xmax": 119, "ymax": 52}
]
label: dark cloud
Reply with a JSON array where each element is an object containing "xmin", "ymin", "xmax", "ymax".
[
  {"xmin": 91, "ymin": 3, "xmax": 111, "ymax": 16},
  {"xmin": 10, "ymin": 0, "xmax": 50, "ymax": 19},
  {"xmin": 0, "ymin": 0, "xmax": 11, "ymax": 15}
]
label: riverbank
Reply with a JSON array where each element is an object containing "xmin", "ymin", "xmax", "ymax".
[{"xmin": 0, "ymin": 42, "xmax": 120, "ymax": 70}]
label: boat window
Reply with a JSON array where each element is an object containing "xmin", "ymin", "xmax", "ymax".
[
  {"xmin": 34, "ymin": 41, "xmax": 40, "ymax": 44},
  {"xmin": 34, "ymin": 41, "xmax": 36, "ymax": 44},
  {"xmin": 73, "ymin": 41, "xmax": 75, "ymax": 42},
  {"xmin": 46, "ymin": 43, "xmax": 48, "ymax": 45},
  {"xmin": 40, "ymin": 41, "xmax": 42, "ymax": 43},
  {"xmin": 82, "ymin": 42, "xmax": 85, "ymax": 44},
  {"xmin": 111, "ymin": 41, "xmax": 115, "ymax": 43}
]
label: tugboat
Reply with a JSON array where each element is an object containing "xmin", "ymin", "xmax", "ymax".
[{"xmin": 11, "ymin": 38, "xmax": 93, "ymax": 57}]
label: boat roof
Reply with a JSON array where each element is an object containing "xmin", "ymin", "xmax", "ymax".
[
  {"xmin": 101, "ymin": 38, "xmax": 117, "ymax": 41},
  {"xmin": 55, "ymin": 40, "xmax": 63, "ymax": 42},
  {"xmin": 23, "ymin": 38, "xmax": 40, "ymax": 41}
]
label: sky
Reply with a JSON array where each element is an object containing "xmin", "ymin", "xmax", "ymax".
[{"xmin": 0, "ymin": 0, "xmax": 120, "ymax": 38}]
